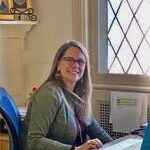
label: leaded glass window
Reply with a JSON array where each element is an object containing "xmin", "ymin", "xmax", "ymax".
[{"xmin": 107, "ymin": 0, "xmax": 150, "ymax": 75}]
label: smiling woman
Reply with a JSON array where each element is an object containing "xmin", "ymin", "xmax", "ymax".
[{"xmin": 20, "ymin": 40, "xmax": 113, "ymax": 150}]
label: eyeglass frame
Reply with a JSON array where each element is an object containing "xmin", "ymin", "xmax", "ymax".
[{"xmin": 61, "ymin": 57, "xmax": 87, "ymax": 66}]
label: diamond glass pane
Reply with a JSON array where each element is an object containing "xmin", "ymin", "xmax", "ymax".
[
  {"xmin": 109, "ymin": 58, "xmax": 124, "ymax": 74},
  {"xmin": 137, "ymin": 40, "xmax": 150, "ymax": 74},
  {"xmin": 127, "ymin": 0, "xmax": 142, "ymax": 12},
  {"xmin": 126, "ymin": 19, "xmax": 143, "ymax": 52},
  {"xmin": 128, "ymin": 59, "xmax": 143, "ymax": 75},
  {"xmin": 108, "ymin": 20, "xmax": 124, "ymax": 52},
  {"xmin": 117, "ymin": 40, "xmax": 133, "ymax": 72},
  {"xmin": 109, "ymin": 0, "xmax": 122, "ymax": 13},
  {"xmin": 136, "ymin": 0, "xmax": 150, "ymax": 33},
  {"xmin": 108, "ymin": 3, "xmax": 114, "ymax": 29},
  {"xmin": 108, "ymin": 45, "xmax": 115, "ymax": 69},
  {"xmin": 117, "ymin": 0, "xmax": 132, "ymax": 32},
  {"xmin": 146, "ymin": 29, "xmax": 150, "ymax": 44}
]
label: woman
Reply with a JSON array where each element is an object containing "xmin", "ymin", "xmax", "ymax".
[{"xmin": 21, "ymin": 40, "xmax": 113, "ymax": 150}]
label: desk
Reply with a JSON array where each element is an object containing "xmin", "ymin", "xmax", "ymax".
[{"xmin": 99, "ymin": 135, "xmax": 143, "ymax": 150}]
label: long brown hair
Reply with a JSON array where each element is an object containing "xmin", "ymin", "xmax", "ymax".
[{"xmin": 43, "ymin": 40, "xmax": 92, "ymax": 124}]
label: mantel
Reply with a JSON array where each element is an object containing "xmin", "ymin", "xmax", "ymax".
[
  {"xmin": 0, "ymin": 21, "xmax": 37, "ymax": 38},
  {"xmin": 0, "ymin": 21, "xmax": 37, "ymax": 25},
  {"xmin": 0, "ymin": 21, "xmax": 37, "ymax": 51}
]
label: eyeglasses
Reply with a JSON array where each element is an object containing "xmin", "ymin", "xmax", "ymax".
[{"xmin": 61, "ymin": 57, "xmax": 87, "ymax": 66}]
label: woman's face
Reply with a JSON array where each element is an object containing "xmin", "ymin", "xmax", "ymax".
[{"xmin": 57, "ymin": 46, "xmax": 86, "ymax": 90}]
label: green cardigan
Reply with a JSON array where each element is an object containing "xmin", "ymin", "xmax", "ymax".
[{"xmin": 20, "ymin": 83, "xmax": 112, "ymax": 150}]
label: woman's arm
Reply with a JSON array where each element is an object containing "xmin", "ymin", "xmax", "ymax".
[
  {"xmin": 87, "ymin": 117, "xmax": 113, "ymax": 144},
  {"xmin": 27, "ymin": 87, "xmax": 72, "ymax": 150}
]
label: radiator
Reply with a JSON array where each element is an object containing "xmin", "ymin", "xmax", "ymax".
[{"xmin": 97, "ymin": 100, "xmax": 149, "ymax": 139}]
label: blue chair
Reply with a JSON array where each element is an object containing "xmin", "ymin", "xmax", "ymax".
[{"xmin": 0, "ymin": 87, "xmax": 21, "ymax": 150}]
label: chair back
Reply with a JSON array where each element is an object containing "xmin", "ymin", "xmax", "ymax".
[{"xmin": 0, "ymin": 87, "xmax": 21, "ymax": 150}]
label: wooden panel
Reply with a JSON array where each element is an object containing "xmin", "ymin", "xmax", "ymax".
[{"xmin": 0, "ymin": 133, "xmax": 9, "ymax": 150}]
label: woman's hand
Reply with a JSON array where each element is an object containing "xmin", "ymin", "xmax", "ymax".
[{"xmin": 75, "ymin": 138, "xmax": 103, "ymax": 150}]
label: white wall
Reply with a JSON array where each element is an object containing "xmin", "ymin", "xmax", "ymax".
[
  {"xmin": 0, "ymin": 0, "xmax": 82, "ymax": 106},
  {"xmin": 21, "ymin": 0, "xmax": 82, "ymax": 105}
]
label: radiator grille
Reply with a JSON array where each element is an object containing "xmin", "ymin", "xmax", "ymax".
[{"xmin": 97, "ymin": 100, "xmax": 148, "ymax": 139}]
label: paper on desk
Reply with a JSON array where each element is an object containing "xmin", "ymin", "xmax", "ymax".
[{"xmin": 110, "ymin": 91, "xmax": 148, "ymax": 133}]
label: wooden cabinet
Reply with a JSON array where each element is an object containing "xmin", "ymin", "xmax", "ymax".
[{"xmin": 0, "ymin": 133, "xmax": 9, "ymax": 150}]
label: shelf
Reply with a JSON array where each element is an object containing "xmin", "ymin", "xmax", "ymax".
[
  {"xmin": 0, "ymin": 20, "xmax": 37, "ymax": 25},
  {"xmin": 0, "ymin": 21, "xmax": 37, "ymax": 38},
  {"xmin": 0, "ymin": 20, "xmax": 37, "ymax": 51}
]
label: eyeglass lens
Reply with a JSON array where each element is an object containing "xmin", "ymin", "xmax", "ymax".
[{"xmin": 62, "ymin": 57, "xmax": 86, "ymax": 66}]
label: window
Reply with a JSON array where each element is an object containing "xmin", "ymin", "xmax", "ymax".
[
  {"xmin": 107, "ymin": 0, "xmax": 150, "ymax": 75},
  {"xmin": 88, "ymin": 0, "xmax": 150, "ymax": 89}
]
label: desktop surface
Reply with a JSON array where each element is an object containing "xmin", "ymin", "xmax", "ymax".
[{"xmin": 99, "ymin": 135, "xmax": 143, "ymax": 150}]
